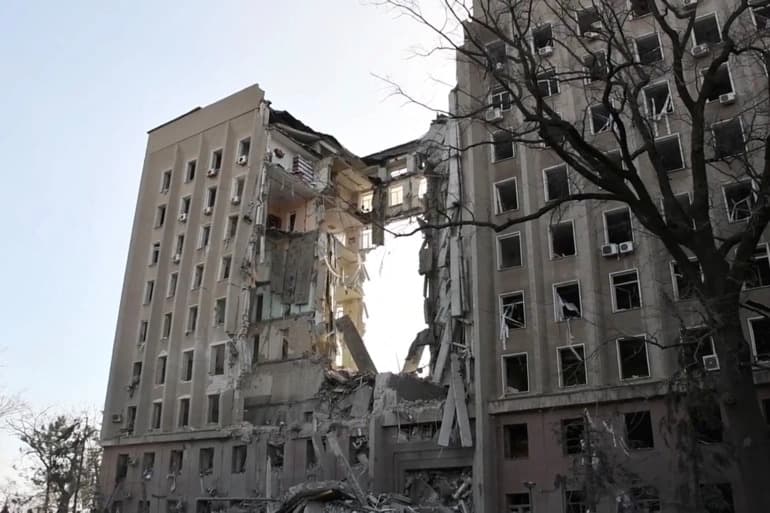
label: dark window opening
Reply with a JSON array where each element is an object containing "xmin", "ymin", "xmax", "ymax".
[
  {"xmin": 141, "ymin": 452, "xmax": 155, "ymax": 477},
  {"xmin": 746, "ymin": 245, "xmax": 770, "ymax": 289},
  {"xmin": 612, "ymin": 270, "xmax": 641, "ymax": 310},
  {"xmin": 116, "ymin": 454, "xmax": 129, "ymax": 482},
  {"xmin": 544, "ymin": 164, "xmax": 569, "ymax": 201},
  {"xmin": 161, "ymin": 170, "xmax": 172, "ymax": 193},
  {"xmin": 151, "ymin": 243, "xmax": 161, "ymax": 265},
  {"xmin": 155, "ymin": 356, "xmax": 167, "ymax": 385},
  {"xmin": 252, "ymin": 334, "xmax": 261, "ymax": 365},
  {"xmin": 498, "ymin": 234, "xmax": 522, "ymax": 268},
  {"xmin": 700, "ymin": 483, "xmax": 734, "ymax": 513},
  {"xmin": 162, "ymin": 312, "xmax": 172, "ymax": 338},
  {"xmin": 654, "ymin": 135, "xmax": 685, "ymax": 172},
  {"xmin": 679, "ymin": 327, "xmax": 716, "ymax": 372},
  {"xmin": 214, "ymin": 298, "xmax": 226, "ymax": 326},
  {"xmin": 181, "ymin": 196, "xmax": 191, "ymax": 216},
  {"xmin": 267, "ymin": 214, "xmax": 282, "ymax": 230},
  {"xmin": 487, "ymin": 41, "xmax": 507, "ymax": 69},
  {"xmin": 672, "ymin": 260, "xmax": 702, "ymax": 300},
  {"xmin": 558, "ymin": 345, "xmax": 587, "ymax": 386},
  {"xmin": 666, "ymin": 192, "xmax": 693, "ymax": 230},
  {"xmin": 630, "ymin": 0, "xmax": 651, "ymax": 17},
  {"xmin": 207, "ymin": 187, "xmax": 217, "ymax": 208},
  {"xmin": 590, "ymin": 104, "xmax": 612, "ymax": 133},
  {"xmin": 187, "ymin": 306, "xmax": 198, "ymax": 333},
  {"xmin": 501, "ymin": 292, "xmax": 525, "ymax": 330},
  {"xmin": 239, "ymin": 138, "xmax": 251, "ymax": 159},
  {"xmin": 131, "ymin": 361, "xmax": 142, "ymax": 383},
  {"xmin": 562, "ymin": 418, "xmax": 585, "ymax": 455},
  {"xmin": 762, "ymin": 398, "xmax": 770, "ymax": 424},
  {"xmin": 565, "ymin": 490, "xmax": 587, "ymax": 513},
  {"xmin": 211, "ymin": 150, "xmax": 223, "ymax": 171},
  {"xmin": 551, "ymin": 222, "xmax": 576, "ymax": 257},
  {"xmin": 636, "ymin": 33, "xmax": 663, "ymax": 64},
  {"xmin": 624, "ymin": 410, "xmax": 654, "ymax": 449},
  {"xmin": 232, "ymin": 445, "xmax": 247, "ymax": 474},
  {"xmin": 503, "ymin": 354, "xmax": 529, "ymax": 393},
  {"xmin": 618, "ymin": 337, "xmax": 650, "ymax": 380},
  {"xmin": 151, "ymin": 402, "xmax": 162, "ymax": 430},
  {"xmin": 691, "ymin": 399, "xmax": 723, "ymax": 443},
  {"xmin": 169, "ymin": 450, "xmax": 184, "ymax": 474},
  {"xmin": 605, "ymin": 208, "xmax": 633, "ymax": 244},
  {"xmin": 199, "ymin": 448, "xmax": 214, "ymax": 475},
  {"xmin": 126, "ymin": 407, "xmax": 137, "ymax": 434},
  {"xmin": 750, "ymin": 317, "xmax": 770, "ymax": 360},
  {"xmin": 536, "ymin": 69, "xmax": 559, "ymax": 96},
  {"xmin": 186, "ymin": 160, "xmax": 196, "ymax": 182},
  {"xmin": 619, "ymin": 488, "xmax": 661, "ymax": 513},
  {"xmin": 178, "ymin": 398, "xmax": 190, "ymax": 427},
  {"xmin": 578, "ymin": 8, "xmax": 601, "ymax": 35},
  {"xmin": 703, "ymin": 63, "xmax": 733, "ymax": 102},
  {"xmin": 156, "ymin": 205, "xmax": 166, "ymax": 227},
  {"xmin": 305, "ymin": 439, "xmax": 317, "ymax": 468},
  {"xmin": 221, "ymin": 256, "xmax": 232, "ymax": 280},
  {"xmin": 713, "ymin": 118, "xmax": 745, "ymax": 159},
  {"xmin": 495, "ymin": 179, "xmax": 518, "ymax": 213},
  {"xmin": 503, "ymin": 423, "xmax": 529, "ymax": 459},
  {"xmin": 268, "ymin": 442, "xmax": 284, "ymax": 467},
  {"xmin": 282, "ymin": 337, "xmax": 290, "ymax": 360},
  {"xmin": 584, "ymin": 52, "xmax": 607, "ymax": 82},
  {"xmin": 755, "ymin": 5, "xmax": 770, "ymax": 30},
  {"xmin": 207, "ymin": 394, "xmax": 220, "ymax": 424},
  {"xmin": 211, "ymin": 344, "xmax": 225, "ymax": 375},
  {"xmin": 644, "ymin": 82, "xmax": 673, "ymax": 118},
  {"xmin": 491, "ymin": 89, "xmax": 512, "ymax": 111},
  {"xmin": 555, "ymin": 283, "xmax": 581, "ymax": 320},
  {"xmin": 493, "ymin": 131, "xmax": 515, "ymax": 161},
  {"xmin": 694, "ymin": 14, "xmax": 722, "ymax": 46},
  {"xmin": 288, "ymin": 212, "xmax": 297, "ymax": 232},
  {"xmin": 250, "ymin": 292, "xmax": 264, "ymax": 323},
  {"xmin": 532, "ymin": 24, "xmax": 553, "ymax": 50},
  {"xmin": 506, "ymin": 493, "xmax": 531, "ymax": 513},
  {"xmin": 723, "ymin": 180, "xmax": 754, "ymax": 221}
]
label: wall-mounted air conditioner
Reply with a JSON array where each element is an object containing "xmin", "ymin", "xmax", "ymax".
[
  {"xmin": 601, "ymin": 243, "xmax": 618, "ymax": 257},
  {"xmin": 237, "ymin": 155, "xmax": 248, "ymax": 166},
  {"xmin": 231, "ymin": 196, "xmax": 241, "ymax": 205},
  {"xmin": 538, "ymin": 45, "xmax": 554, "ymax": 57},
  {"xmin": 207, "ymin": 168, "xmax": 219, "ymax": 177},
  {"xmin": 178, "ymin": 213, "xmax": 187, "ymax": 223},
  {"xmin": 203, "ymin": 207, "xmax": 213, "ymax": 216},
  {"xmin": 691, "ymin": 44, "xmax": 710, "ymax": 58},
  {"xmin": 485, "ymin": 107, "xmax": 504, "ymax": 122},
  {"xmin": 703, "ymin": 354, "xmax": 720, "ymax": 371},
  {"xmin": 719, "ymin": 92, "xmax": 737, "ymax": 105},
  {"xmin": 618, "ymin": 241, "xmax": 635, "ymax": 254}
]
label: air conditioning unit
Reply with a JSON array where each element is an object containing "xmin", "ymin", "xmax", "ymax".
[
  {"xmin": 537, "ymin": 45, "xmax": 554, "ymax": 57},
  {"xmin": 203, "ymin": 206, "xmax": 213, "ymax": 216},
  {"xmin": 703, "ymin": 354, "xmax": 720, "ymax": 371},
  {"xmin": 237, "ymin": 155, "xmax": 248, "ymax": 165},
  {"xmin": 601, "ymin": 243, "xmax": 619, "ymax": 257},
  {"xmin": 583, "ymin": 31, "xmax": 601, "ymax": 40},
  {"xmin": 111, "ymin": 413, "xmax": 123, "ymax": 424},
  {"xmin": 231, "ymin": 195, "xmax": 241, "ymax": 205},
  {"xmin": 178, "ymin": 213, "xmax": 187, "ymax": 223},
  {"xmin": 618, "ymin": 241, "xmax": 635, "ymax": 254},
  {"xmin": 485, "ymin": 107, "xmax": 504, "ymax": 122},
  {"xmin": 719, "ymin": 92, "xmax": 737, "ymax": 105},
  {"xmin": 128, "ymin": 457, "xmax": 139, "ymax": 466},
  {"xmin": 207, "ymin": 168, "xmax": 219, "ymax": 177},
  {"xmin": 691, "ymin": 44, "xmax": 710, "ymax": 58},
  {"xmin": 172, "ymin": 253, "xmax": 181, "ymax": 263}
]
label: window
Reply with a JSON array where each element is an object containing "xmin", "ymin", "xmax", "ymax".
[
  {"xmin": 558, "ymin": 345, "xmax": 587, "ymax": 387},
  {"xmin": 199, "ymin": 448, "xmax": 214, "ymax": 474},
  {"xmin": 214, "ymin": 298, "xmax": 226, "ymax": 326},
  {"xmin": 192, "ymin": 264, "xmax": 204, "ymax": 289},
  {"xmin": 185, "ymin": 160, "xmax": 196, "ymax": 182},
  {"xmin": 360, "ymin": 192, "xmax": 373, "ymax": 212},
  {"xmin": 565, "ymin": 490, "xmax": 587, "ymax": 513},
  {"xmin": 672, "ymin": 259, "xmax": 702, "ymax": 300},
  {"xmin": 746, "ymin": 245, "xmax": 770, "ymax": 289},
  {"xmin": 162, "ymin": 312, "xmax": 172, "ymax": 338},
  {"xmin": 138, "ymin": 321, "xmax": 148, "ymax": 343},
  {"xmin": 543, "ymin": 164, "xmax": 569, "ymax": 201},
  {"xmin": 169, "ymin": 450, "xmax": 184, "ymax": 474},
  {"xmin": 389, "ymin": 185, "xmax": 404, "ymax": 206},
  {"xmin": 126, "ymin": 406, "xmax": 137, "ymax": 434},
  {"xmin": 693, "ymin": 13, "xmax": 721, "ymax": 46},
  {"xmin": 417, "ymin": 178, "xmax": 428, "ymax": 198},
  {"xmin": 156, "ymin": 205, "xmax": 167, "ymax": 228},
  {"xmin": 629, "ymin": 0, "xmax": 651, "ymax": 17},
  {"xmin": 749, "ymin": 316, "xmax": 770, "ymax": 360},
  {"xmin": 666, "ymin": 192, "xmax": 693, "ymax": 230},
  {"xmin": 174, "ymin": 234, "xmax": 184, "ymax": 256},
  {"xmin": 497, "ymin": 233, "xmax": 522, "ymax": 269},
  {"xmin": 700, "ymin": 484, "xmax": 734, "ymax": 513},
  {"xmin": 691, "ymin": 399, "xmax": 724, "ymax": 443},
  {"xmin": 180, "ymin": 196, "xmax": 191, "ymax": 216},
  {"xmin": 754, "ymin": 5, "xmax": 770, "ymax": 30},
  {"xmin": 532, "ymin": 24, "xmax": 553, "ymax": 51},
  {"xmin": 150, "ymin": 243, "xmax": 160, "ymax": 265},
  {"xmin": 220, "ymin": 256, "xmax": 232, "ymax": 280},
  {"xmin": 167, "ymin": 272, "xmax": 178, "ymax": 298},
  {"xmin": 250, "ymin": 292, "xmax": 264, "ymax": 323},
  {"xmin": 635, "ymin": 32, "xmax": 663, "ymax": 64},
  {"xmin": 618, "ymin": 487, "xmax": 661, "ymax": 513},
  {"xmin": 486, "ymin": 40, "xmax": 506, "ymax": 69},
  {"xmin": 624, "ymin": 411, "xmax": 654, "ymax": 449},
  {"xmin": 500, "ymin": 292, "xmax": 525, "ymax": 330},
  {"xmin": 178, "ymin": 398, "xmax": 190, "ymax": 427},
  {"xmin": 207, "ymin": 394, "xmax": 220, "ymax": 424},
  {"xmin": 712, "ymin": 118, "xmax": 745, "ymax": 159},
  {"xmin": 252, "ymin": 334, "xmax": 261, "ymax": 365},
  {"xmin": 131, "ymin": 361, "xmax": 142, "ymax": 383},
  {"xmin": 360, "ymin": 228, "xmax": 373, "ymax": 250},
  {"xmin": 161, "ymin": 170, "xmax": 172, "ymax": 193},
  {"xmin": 151, "ymin": 401, "xmax": 162, "ymax": 430},
  {"xmin": 550, "ymin": 221, "xmax": 576, "ymax": 258},
  {"xmin": 653, "ymin": 134, "xmax": 685, "ymax": 171},
  {"xmin": 116, "ymin": 454, "xmax": 129, "ymax": 482},
  {"xmin": 206, "ymin": 187, "xmax": 217, "ymax": 208},
  {"xmin": 211, "ymin": 344, "xmax": 226, "ymax": 375},
  {"xmin": 502, "ymin": 353, "xmax": 529, "ymax": 393},
  {"xmin": 554, "ymin": 282, "xmax": 581, "ymax": 320},
  {"xmin": 226, "ymin": 215, "xmax": 238, "ymax": 240},
  {"xmin": 611, "ymin": 270, "xmax": 641, "ymax": 311},
  {"xmin": 617, "ymin": 337, "xmax": 650, "ymax": 380},
  {"xmin": 577, "ymin": 8, "xmax": 601, "ymax": 35},
  {"xmin": 490, "ymin": 89, "xmax": 512, "ymax": 111},
  {"xmin": 536, "ymin": 68, "xmax": 559, "ymax": 97},
  {"xmin": 644, "ymin": 81, "xmax": 673, "ymax": 118},
  {"xmin": 144, "ymin": 281, "xmax": 154, "ymax": 304},
  {"xmin": 238, "ymin": 138, "xmax": 251, "ymax": 160},
  {"xmin": 199, "ymin": 225, "xmax": 211, "ymax": 249},
  {"xmin": 583, "ymin": 52, "xmax": 607, "ymax": 83},
  {"xmin": 590, "ymin": 104, "xmax": 612, "ymax": 134},
  {"xmin": 181, "ymin": 350, "xmax": 194, "ymax": 381},
  {"xmin": 763, "ymin": 398, "xmax": 770, "ymax": 424},
  {"xmin": 506, "ymin": 493, "xmax": 531, "ymax": 513},
  {"xmin": 702, "ymin": 63, "xmax": 733, "ymax": 102},
  {"xmin": 562, "ymin": 418, "xmax": 585, "ymax": 455},
  {"xmin": 604, "ymin": 208, "xmax": 633, "ymax": 244},
  {"xmin": 492, "ymin": 131, "xmax": 515, "ymax": 161},
  {"xmin": 232, "ymin": 445, "xmax": 247, "ymax": 474},
  {"xmin": 141, "ymin": 452, "xmax": 155, "ymax": 475},
  {"xmin": 502, "ymin": 423, "xmax": 528, "ymax": 458},
  {"xmin": 679, "ymin": 327, "xmax": 716, "ymax": 371},
  {"xmin": 187, "ymin": 306, "xmax": 198, "ymax": 333},
  {"xmin": 286, "ymin": 212, "xmax": 296, "ymax": 232},
  {"xmin": 494, "ymin": 178, "xmax": 518, "ymax": 213},
  {"xmin": 723, "ymin": 180, "xmax": 754, "ymax": 222},
  {"xmin": 210, "ymin": 149, "xmax": 223, "ymax": 171},
  {"xmin": 155, "ymin": 355, "xmax": 167, "ymax": 385}
]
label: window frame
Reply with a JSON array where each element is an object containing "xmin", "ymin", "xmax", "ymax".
[
  {"xmin": 609, "ymin": 269, "xmax": 642, "ymax": 312},
  {"xmin": 745, "ymin": 243, "xmax": 770, "ymax": 290},
  {"xmin": 603, "ymin": 207, "xmax": 634, "ymax": 245},
  {"xmin": 150, "ymin": 400, "xmax": 163, "ymax": 430},
  {"xmin": 501, "ymin": 352, "xmax": 530, "ymax": 394},
  {"xmin": 496, "ymin": 232, "xmax": 523, "ymax": 270},
  {"xmin": 643, "ymin": 79, "xmax": 674, "ymax": 118},
  {"xmin": 549, "ymin": 219, "xmax": 577, "ymax": 259},
  {"xmin": 583, "ymin": 51, "xmax": 608, "ymax": 84},
  {"xmin": 155, "ymin": 354, "xmax": 167, "ymax": 385},
  {"xmin": 177, "ymin": 396, "xmax": 191, "ymax": 428},
  {"xmin": 753, "ymin": 4, "xmax": 770, "ymax": 30},
  {"xmin": 691, "ymin": 11, "xmax": 723, "ymax": 47},
  {"xmin": 589, "ymin": 103, "xmax": 613, "ymax": 135},
  {"xmin": 530, "ymin": 23, "xmax": 554, "ymax": 52},
  {"xmin": 712, "ymin": 117, "xmax": 746, "ymax": 160},
  {"xmin": 389, "ymin": 185, "xmax": 404, "ymax": 206},
  {"xmin": 543, "ymin": 163, "xmax": 571, "ymax": 201},
  {"xmin": 219, "ymin": 255, "xmax": 233, "ymax": 281},
  {"xmin": 700, "ymin": 62, "xmax": 735, "ymax": 103},
  {"xmin": 210, "ymin": 148, "xmax": 223, "ymax": 171},
  {"xmin": 653, "ymin": 133, "xmax": 686, "ymax": 172},
  {"xmin": 181, "ymin": 350, "xmax": 194, "ymax": 382},
  {"xmin": 491, "ymin": 130, "xmax": 516, "ymax": 162},
  {"xmin": 490, "ymin": 89, "xmax": 512, "ymax": 112},
  {"xmin": 185, "ymin": 160, "xmax": 197, "ymax": 183},
  {"xmin": 670, "ymin": 257, "xmax": 702, "ymax": 301},
  {"xmin": 499, "ymin": 290, "xmax": 526, "ymax": 333},
  {"xmin": 628, "ymin": 0, "xmax": 652, "ymax": 19},
  {"xmin": 722, "ymin": 178, "xmax": 755, "ymax": 223},
  {"xmin": 748, "ymin": 316, "xmax": 770, "ymax": 361},
  {"xmin": 634, "ymin": 31, "xmax": 663, "ymax": 65},
  {"xmin": 214, "ymin": 297, "xmax": 227, "ymax": 326},
  {"xmin": 493, "ymin": 177, "xmax": 519, "ymax": 214},
  {"xmin": 556, "ymin": 343, "xmax": 588, "ymax": 388},
  {"xmin": 186, "ymin": 305, "xmax": 198, "ymax": 333},
  {"xmin": 553, "ymin": 280, "xmax": 582, "ymax": 321},
  {"xmin": 206, "ymin": 393, "xmax": 221, "ymax": 425},
  {"xmin": 536, "ymin": 68, "xmax": 560, "ymax": 97},
  {"xmin": 210, "ymin": 343, "xmax": 227, "ymax": 376},
  {"xmin": 167, "ymin": 272, "xmax": 178, "ymax": 298},
  {"xmin": 192, "ymin": 264, "xmax": 205, "ymax": 290},
  {"xmin": 616, "ymin": 336, "xmax": 652, "ymax": 381}
]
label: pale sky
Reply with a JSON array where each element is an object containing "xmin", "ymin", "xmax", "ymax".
[{"xmin": 0, "ymin": 1, "xmax": 453, "ymax": 480}]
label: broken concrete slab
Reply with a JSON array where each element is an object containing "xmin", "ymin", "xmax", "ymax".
[
  {"xmin": 450, "ymin": 354, "xmax": 472, "ymax": 447},
  {"xmin": 335, "ymin": 315, "xmax": 377, "ymax": 374},
  {"xmin": 402, "ymin": 329, "xmax": 433, "ymax": 374},
  {"xmin": 349, "ymin": 385, "xmax": 373, "ymax": 418}
]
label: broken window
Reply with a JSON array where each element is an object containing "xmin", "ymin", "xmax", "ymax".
[
  {"xmin": 238, "ymin": 138, "xmax": 251, "ymax": 160},
  {"xmin": 565, "ymin": 490, "xmax": 587, "ymax": 513},
  {"xmin": 700, "ymin": 484, "xmax": 734, "ymax": 513},
  {"xmin": 617, "ymin": 337, "xmax": 650, "ymax": 380},
  {"xmin": 550, "ymin": 221, "xmax": 576, "ymax": 258},
  {"xmin": 162, "ymin": 312, "xmax": 172, "ymax": 338},
  {"xmin": 207, "ymin": 394, "xmax": 220, "ymax": 424},
  {"xmin": 746, "ymin": 245, "xmax": 770, "ymax": 289},
  {"xmin": 693, "ymin": 13, "xmax": 721, "ymax": 46},
  {"xmin": 554, "ymin": 282, "xmax": 581, "ymax": 320},
  {"xmin": 712, "ymin": 118, "xmax": 745, "ymax": 159},
  {"xmin": 126, "ymin": 406, "xmax": 137, "ymax": 434},
  {"xmin": 210, "ymin": 149, "xmax": 223, "ymax": 171},
  {"xmin": 672, "ymin": 259, "xmax": 702, "ymax": 300},
  {"xmin": 226, "ymin": 215, "xmax": 238, "ymax": 240},
  {"xmin": 116, "ymin": 454, "xmax": 129, "ymax": 482},
  {"xmin": 653, "ymin": 134, "xmax": 685, "ymax": 172},
  {"xmin": 590, "ymin": 103, "xmax": 612, "ymax": 134},
  {"xmin": 199, "ymin": 225, "xmax": 211, "ymax": 249},
  {"xmin": 754, "ymin": 5, "xmax": 770, "ymax": 30},
  {"xmin": 178, "ymin": 398, "xmax": 190, "ymax": 427},
  {"xmin": 644, "ymin": 81, "xmax": 673, "ymax": 118},
  {"xmin": 635, "ymin": 32, "xmax": 663, "ymax": 65},
  {"xmin": 723, "ymin": 180, "xmax": 754, "ymax": 222},
  {"xmin": 132, "ymin": 361, "xmax": 142, "ymax": 382},
  {"xmin": 604, "ymin": 208, "xmax": 633, "ymax": 244},
  {"xmin": 220, "ymin": 256, "xmax": 232, "ymax": 280},
  {"xmin": 497, "ymin": 233, "xmax": 522, "ymax": 269},
  {"xmin": 679, "ymin": 327, "xmax": 716, "ymax": 371},
  {"xmin": 252, "ymin": 335, "xmax": 260, "ymax": 365},
  {"xmin": 619, "ymin": 487, "xmax": 661, "ymax": 513},
  {"xmin": 155, "ymin": 355, "xmax": 167, "ymax": 385},
  {"xmin": 167, "ymin": 272, "xmax": 178, "ymax": 298},
  {"xmin": 156, "ymin": 205, "xmax": 166, "ymax": 228},
  {"xmin": 360, "ymin": 192, "xmax": 373, "ymax": 212},
  {"xmin": 187, "ymin": 306, "xmax": 198, "ymax": 333},
  {"xmin": 144, "ymin": 280, "xmax": 154, "ymax": 304},
  {"xmin": 150, "ymin": 242, "xmax": 161, "ymax": 265},
  {"xmin": 502, "ymin": 353, "xmax": 529, "ymax": 393},
  {"xmin": 578, "ymin": 8, "xmax": 601, "ymax": 36},
  {"xmin": 389, "ymin": 185, "xmax": 404, "ymax": 206},
  {"xmin": 506, "ymin": 493, "xmax": 531, "ymax": 513},
  {"xmin": 193, "ymin": 264, "xmax": 204, "ymax": 289},
  {"xmin": 503, "ymin": 423, "xmax": 529, "ymax": 458},
  {"xmin": 491, "ymin": 89, "xmax": 512, "ymax": 111},
  {"xmin": 691, "ymin": 399, "xmax": 724, "ymax": 443},
  {"xmin": 558, "ymin": 345, "xmax": 587, "ymax": 387},
  {"xmin": 486, "ymin": 40, "xmax": 507, "ymax": 70},
  {"xmin": 206, "ymin": 187, "xmax": 217, "ymax": 208},
  {"xmin": 169, "ymin": 449, "xmax": 184, "ymax": 474},
  {"xmin": 232, "ymin": 445, "xmax": 247, "ymax": 474},
  {"xmin": 630, "ymin": 0, "xmax": 651, "ymax": 17},
  {"xmin": 532, "ymin": 24, "xmax": 553, "ymax": 51},
  {"xmin": 161, "ymin": 170, "xmax": 172, "ymax": 193},
  {"xmin": 702, "ymin": 63, "xmax": 733, "ymax": 102},
  {"xmin": 151, "ymin": 401, "xmax": 162, "ymax": 430},
  {"xmin": 211, "ymin": 344, "xmax": 226, "ymax": 375},
  {"xmin": 624, "ymin": 410, "xmax": 654, "ymax": 449},
  {"xmin": 494, "ymin": 178, "xmax": 518, "ymax": 213},
  {"xmin": 199, "ymin": 448, "xmax": 214, "ymax": 474},
  {"xmin": 175, "ymin": 234, "xmax": 184, "ymax": 257},
  {"xmin": 562, "ymin": 418, "xmax": 585, "ymax": 455},
  {"xmin": 268, "ymin": 442, "xmax": 284, "ymax": 467},
  {"xmin": 500, "ymin": 292, "xmax": 525, "ymax": 330},
  {"xmin": 536, "ymin": 68, "xmax": 559, "ymax": 97},
  {"xmin": 181, "ymin": 350, "xmax": 194, "ymax": 381},
  {"xmin": 233, "ymin": 175, "xmax": 245, "ymax": 200},
  {"xmin": 544, "ymin": 164, "xmax": 570, "ymax": 201},
  {"xmin": 180, "ymin": 196, "xmax": 191, "ymax": 216},
  {"xmin": 583, "ymin": 52, "xmax": 607, "ymax": 82},
  {"xmin": 186, "ymin": 160, "xmax": 196, "ymax": 182},
  {"xmin": 492, "ymin": 131, "xmax": 515, "ymax": 161},
  {"xmin": 214, "ymin": 298, "xmax": 226, "ymax": 326},
  {"xmin": 138, "ymin": 321, "xmax": 148, "ymax": 343},
  {"xmin": 141, "ymin": 452, "xmax": 155, "ymax": 476},
  {"xmin": 611, "ymin": 270, "xmax": 641, "ymax": 311},
  {"xmin": 749, "ymin": 316, "xmax": 770, "ymax": 360}
]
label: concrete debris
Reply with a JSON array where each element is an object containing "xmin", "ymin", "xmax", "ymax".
[
  {"xmin": 335, "ymin": 315, "xmax": 378, "ymax": 374},
  {"xmin": 402, "ymin": 329, "xmax": 433, "ymax": 374}
]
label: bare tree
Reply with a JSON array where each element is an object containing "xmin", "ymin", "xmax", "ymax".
[{"xmin": 377, "ymin": 0, "xmax": 769, "ymax": 510}]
